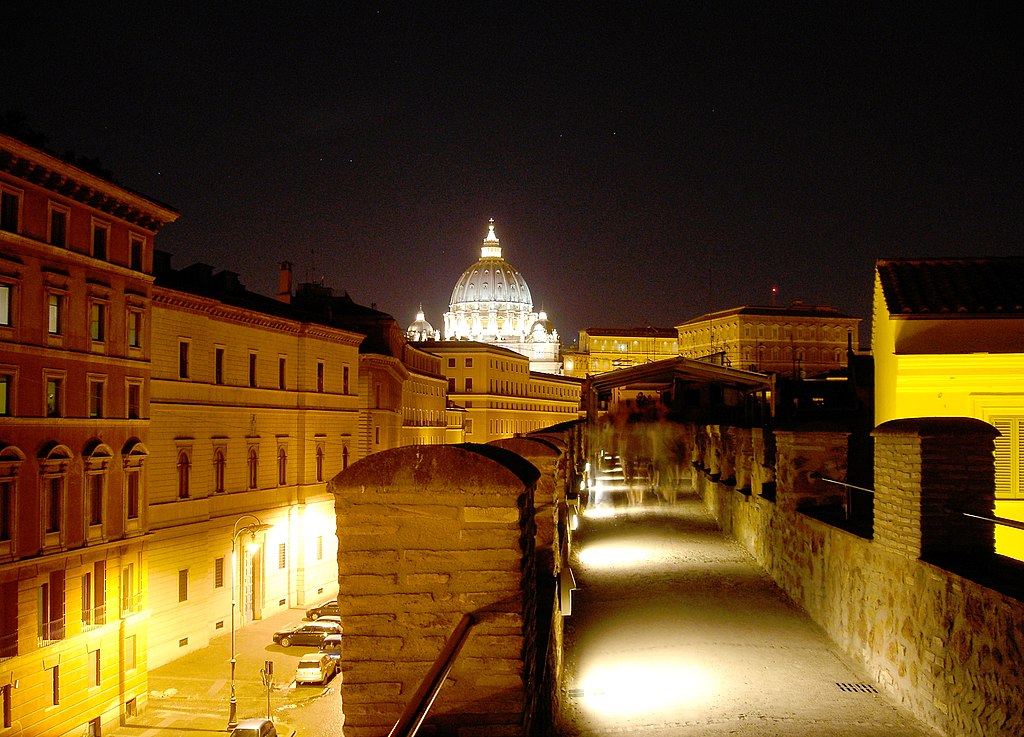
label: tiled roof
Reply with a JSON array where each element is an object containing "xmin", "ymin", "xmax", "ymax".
[{"xmin": 876, "ymin": 257, "xmax": 1024, "ymax": 316}]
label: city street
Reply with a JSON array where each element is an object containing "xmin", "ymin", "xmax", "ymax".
[{"xmin": 109, "ymin": 603, "xmax": 345, "ymax": 737}]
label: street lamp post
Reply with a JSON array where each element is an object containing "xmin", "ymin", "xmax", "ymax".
[{"xmin": 228, "ymin": 514, "xmax": 272, "ymax": 729}]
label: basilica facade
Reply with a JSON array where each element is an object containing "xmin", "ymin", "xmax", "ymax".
[{"xmin": 407, "ymin": 219, "xmax": 562, "ymax": 374}]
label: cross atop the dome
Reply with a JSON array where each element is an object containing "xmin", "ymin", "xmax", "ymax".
[{"xmin": 481, "ymin": 218, "xmax": 502, "ymax": 258}]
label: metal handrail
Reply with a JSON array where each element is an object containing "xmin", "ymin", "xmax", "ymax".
[
  {"xmin": 387, "ymin": 612, "xmax": 478, "ymax": 737},
  {"xmin": 947, "ymin": 508, "xmax": 1024, "ymax": 532},
  {"xmin": 810, "ymin": 474, "xmax": 874, "ymax": 495},
  {"xmin": 813, "ymin": 475, "xmax": 1024, "ymax": 532}
]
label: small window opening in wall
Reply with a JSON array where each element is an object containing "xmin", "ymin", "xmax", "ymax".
[
  {"xmin": 317, "ymin": 587, "xmax": 324, "ymax": 595},
  {"xmin": 178, "ymin": 637, "xmax": 188, "ymax": 647},
  {"xmin": 125, "ymin": 698, "xmax": 137, "ymax": 718},
  {"xmin": 215, "ymin": 620, "xmax": 224, "ymax": 630},
  {"xmin": 87, "ymin": 716, "xmax": 101, "ymax": 737},
  {"xmin": 278, "ymin": 599, "xmax": 286, "ymax": 606}
]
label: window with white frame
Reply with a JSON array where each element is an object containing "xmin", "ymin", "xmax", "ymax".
[
  {"xmin": 0, "ymin": 283, "xmax": 10, "ymax": 327},
  {"xmin": 88, "ymin": 376, "xmax": 105, "ymax": 418},
  {"xmin": 127, "ymin": 309, "xmax": 142, "ymax": 349},
  {"xmin": 0, "ymin": 370, "xmax": 12, "ymax": 416},
  {"xmin": 126, "ymin": 380, "xmax": 142, "ymax": 420},
  {"xmin": 47, "ymin": 292, "xmax": 63, "ymax": 336}
]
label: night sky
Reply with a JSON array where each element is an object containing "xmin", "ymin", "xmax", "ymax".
[{"xmin": 6, "ymin": 3, "xmax": 1021, "ymax": 346}]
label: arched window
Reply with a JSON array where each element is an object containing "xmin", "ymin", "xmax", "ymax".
[
  {"xmin": 342, "ymin": 445, "xmax": 349, "ymax": 470},
  {"xmin": 248, "ymin": 447, "xmax": 258, "ymax": 490},
  {"xmin": 277, "ymin": 447, "xmax": 287, "ymax": 486},
  {"xmin": 315, "ymin": 446, "xmax": 324, "ymax": 483},
  {"xmin": 83, "ymin": 441, "xmax": 113, "ymax": 537},
  {"xmin": 213, "ymin": 449, "xmax": 225, "ymax": 493},
  {"xmin": 177, "ymin": 450, "xmax": 190, "ymax": 499},
  {"xmin": 0, "ymin": 445, "xmax": 26, "ymax": 546},
  {"xmin": 122, "ymin": 439, "xmax": 148, "ymax": 529}
]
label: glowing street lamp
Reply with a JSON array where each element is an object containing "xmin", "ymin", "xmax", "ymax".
[{"xmin": 228, "ymin": 514, "xmax": 272, "ymax": 729}]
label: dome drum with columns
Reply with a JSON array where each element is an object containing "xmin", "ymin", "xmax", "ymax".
[{"xmin": 407, "ymin": 219, "xmax": 562, "ymax": 374}]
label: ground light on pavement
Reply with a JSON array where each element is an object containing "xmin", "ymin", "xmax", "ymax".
[{"xmin": 558, "ymin": 484, "xmax": 942, "ymax": 737}]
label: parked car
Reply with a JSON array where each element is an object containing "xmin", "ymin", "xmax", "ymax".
[
  {"xmin": 272, "ymin": 621, "xmax": 342, "ymax": 647},
  {"xmin": 295, "ymin": 652, "xmax": 337, "ymax": 685},
  {"xmin": 305, "ymin": 600, "xmax": 340, "ymax": 620},
  {"xmin": 318, "ymin": 633, "xmax": 343, "ymax": 664},
  {"xmin": 230, "ymin": 717, "xmax": 278, "ymax": 737}
]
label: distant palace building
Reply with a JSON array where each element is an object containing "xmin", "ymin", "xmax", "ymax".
[
  {"xmin": 676, "ymin": 303, "xmax": 861, "ymax": 376},
  {"xmin": 426, "ymin": 340, "xmax": 583, "ymax": 443},
  {"xmin": 407, "ymin": 220, "xmax": 562, "ymax": 374},
  {"xmin": 562, "ymin": 327, "xmax": 679, "ymax": 378}
]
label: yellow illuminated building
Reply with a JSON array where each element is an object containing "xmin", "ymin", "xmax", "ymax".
[
  {"xmin": 563, "ymin": 327, "xmax": 679, "ymax": 378},
  {"xmin": 677, "ymin": 303, "xmax": 860, "ymax": 376},
  {"xmin": 424, "ymin": 341, "xmax": 583, "ymax": 443},
  {"xmin": 281, "ymin": 268, "xmax": 450, "ymax": 454},
  {"xmin": 873, "ymin": 257, "xmax": 1024, "ymax": 559},
  {"xmin": 147, "ymin": 258, "xmax": 364, "ymax": 668}
]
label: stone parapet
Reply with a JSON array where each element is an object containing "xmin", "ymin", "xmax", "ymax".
[
  {"xmin": 330, "ymin": 444, "xmax": 540, "ymax": 737},
  {"xmin": 694, "ymin": 415, "xmax": 1023, "ymax": 737}
]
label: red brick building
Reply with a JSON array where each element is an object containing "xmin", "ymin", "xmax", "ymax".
[{"xmin": 1, "ymin": 132, "xmax": 178, "ymax": 736}]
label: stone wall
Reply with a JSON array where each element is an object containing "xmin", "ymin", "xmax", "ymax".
[
  {"xmin": 691, "ymin": 418, "xmax": 1024, "ymax": 737},
  {"xmin": 330, "ymin": 444, "xmax": 541, "ymax": 737}
]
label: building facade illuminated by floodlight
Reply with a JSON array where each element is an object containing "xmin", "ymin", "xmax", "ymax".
[
  {"xmin": 0, "ymin": 131, "xmax": 179, "ymax": 737},
  {"xmin": 145, "ymin": 256, "xmax": 367, "ymax": 669},
  {"xmin": 407, "ymin": 220, "xmax": 563, "ymax": 374},
  {"xmin": 872, "ymin": 257, "xmax": 1024, "ymax": 558},
  {"xmin": 425, "ymin": 341, "xmax": 583, "ymax": 443},
  {"xmin": 676, "ymin": 303, "xmax": 860, "ymax": 376},
  {"xmin": 562, "ymin": 327, "xmax": 679, "ymax": 378}
]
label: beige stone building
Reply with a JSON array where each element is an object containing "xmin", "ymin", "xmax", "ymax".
[
  {"xmin": 676, "ymin": 303, "xmax": 860, "ymax": 376},
  {"xmin": 423, "ymin": 341, "xmax": 582, "ymax": 443},
  {"xmin": 281, "ymin": 271, "xmax": 450, "ymax": 454},
  {"xmin": 562, "ymin": 326, "xmax": 679, "ymax": 378},
  {"xmin": 145, "ymin": 258, "xmax": 364, "ymax": 669}
]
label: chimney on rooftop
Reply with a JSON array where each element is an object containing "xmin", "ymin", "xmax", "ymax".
[{"xmin": 277, "ymin": 261, "xmax": 293, "ymax": 303}]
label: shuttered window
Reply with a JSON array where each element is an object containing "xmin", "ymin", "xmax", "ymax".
[{"xmin": 992, "ymin": 416, "xmax": 1024, "ymax": 499}]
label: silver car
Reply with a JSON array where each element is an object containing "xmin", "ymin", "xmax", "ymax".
[
  {"xmin": 295, "ymin": 652, "xmax": 336, "ymax": 685},
  {"xmin": 230, "ymin": 718, "xmax": 277, "ymax": 737}
]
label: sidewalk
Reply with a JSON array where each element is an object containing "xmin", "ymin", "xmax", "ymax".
[
  {"xmin": 110, "ymin": 604, "xmax": 330, "ymax": 736},
  {"xmin": 559, "ymin": 481, "xmax": 941, "ymax": 736}
]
